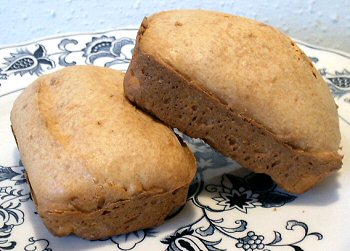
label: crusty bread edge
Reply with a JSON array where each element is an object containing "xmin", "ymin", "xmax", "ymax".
[
  {"xmin": 124, "ymin": 20, "xmax": 342, "ymax": 194},
  {"xmin": 10, "ymin": 66, "xmax": 197, "ymax": 239},
  {"xmin": 38, "ymin": 184, "xmax": 191, "ymax": 240},
  {"xmin": 12, "ymin": 116, "xmax": 195, "ymax": 240}
]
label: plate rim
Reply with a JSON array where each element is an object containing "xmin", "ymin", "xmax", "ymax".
[{"xmin": 0, "ymin": 27, "xmax": 349, "ymax": 59}]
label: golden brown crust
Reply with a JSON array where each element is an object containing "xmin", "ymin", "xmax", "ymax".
[
  {"xmin": 137, "ymin": 10, "xmax": 341, "ymax": 153},
  {"xmin": 11, "ymin": 65, "xmax": 196, "ymax": 239},
  {"xmin": 40, "ymin": 185, "xmax": 189, "ymax": 240},
  {"xmin": 124, "ymin": 43, "xmax": 342, "ymax": 194}
]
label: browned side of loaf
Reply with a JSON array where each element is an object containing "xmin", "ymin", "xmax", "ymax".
[
  {"xmin": 34, "ymin": 182, "xmax": 188, "ymax": 240},
  {"xmin": 11, "ymin": 65, "xmax": 197, "ymax": 240},
  {"xmin": 124, "ymin": 45, "xmax": 342, "ymax": 194}
]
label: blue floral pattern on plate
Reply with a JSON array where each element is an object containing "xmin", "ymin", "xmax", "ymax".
[
  {"xmin": 0, "ymin": 45, "xmax": 55, "ymax": 79},
  {"xmin": 0, "ymin": 29, "xmax": 349, "ymax": 250}
]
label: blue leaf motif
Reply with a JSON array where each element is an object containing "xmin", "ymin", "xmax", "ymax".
[
  {"xmin": 111, "ymin": 38, "xmax": 134, "ymax": 57},
  {"xmin": 202, "ymin": 239, "xmax": 224, "ymax": 251},
  {"xmin": 161, "ymin": 228, "xmax": 194, "ymax": 244},
  {"xmin": 58, "ymin": 38, "xmax": 78, "ymax": 50},
  {"xmin": 0, "ymin": 210, "xmax": 6, "ymax": 219},
  {"xmin": 14, "ymin": 179, "xmax": 27, "ymax": 186},
  {"xmin": 308, "ymin": 56, "xmax": 319, "ymax": 63},
  {"xmin": 266, "ymin": 231, "xmax": 282, "ymax": 245},
  {"xmin": 244, "ymin": 173, "xmax": 276, "ymax": 192},
  {"xmin": 195, "ymin": 224, "xmax": 214, "ymax": 237},
  {"xmin": 308, "ymin": 232, "xmax": 323, "ymax": 240},
  {"xmin": 33, "ymin": 45, "xmax": 45, "ymax": 58},
  {"xmin": 221, "ymin": 174, "xmax": 234, "ymax": 191},
  {"xmin": 222, "ymin": 174, "xmax": 245, "ymax": 191},
  {"xmin": 290, "ymin": 244, "xmax": 304, "ymax": 251},
  {"xmin": 58, "ymin": 38, "xmax": 78, "ymax": 66},
  {"xmin": 6, "ymin": 205, "xmax": 20, "ymax": 222},
  {"xmin": 0, "ymin": 241, "xmax": 16, "ymax": 250},
  {"xmin": 37, "ymin": 58, "xmax": 54, "ymax": 67},
  {"xmin": 286, "ymin": 220, "xmax": 308, "ymax": 232},
  {"xmin": 0, "ymin": 228, "xmax": 12, "ymax": 238},
  {"xmin": 6, "ymin": 56, "xmax": 36, "ymax": 72},
  {"xmin": 187, "ymin": 174, "xmax": 201, "ymax": 199},
  {"xmin": 259, "ymin": 191, "xmax": 296, "ymax": 208},
  {"xmin": 0, "ymin": 167, "xmax": 20, "ymax": 182},
  {"xmin": 1, "ymin": 44, "xmax": 54, "ymax": 76},
  {"xmin": 210, "ymin": 218, "xmax": 223, "ymax": 224},
  {"xmin": 220, "ymin": 220, "xmax": 247, "ymax": 233}
]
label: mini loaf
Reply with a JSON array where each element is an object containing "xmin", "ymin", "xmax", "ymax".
[
  {"xmin": 124, "ymin": 10, "xmax": 342, "ymax": 194},
  {"xmin": 11, "ymin": 65, "xmax": 196, "ymax": 239}
]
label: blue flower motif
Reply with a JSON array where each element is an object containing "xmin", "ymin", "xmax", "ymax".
[
  {"xmin": 214, "ymin": 187, "xmax": 261, "ymax": 213},
  {"xmin": 0, "ymin": 164, "xmax": 31, "ymax": 250},
  {"xmin": 0, "ymin": 44, "xmax": 55, "ymax": 78},
  {"xmin": 82, "ymin": 35, "xmax": 134, "ymax": 67},
  {"xmin": 205, "ymin": 173, "xmax": 296, "ymax": 213},
  {"xmin": 161, "ymin": 228, "xmax": 224, "ymax": 251}
]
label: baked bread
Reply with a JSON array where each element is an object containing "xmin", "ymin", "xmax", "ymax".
[
  {"xmin": 10, "ymin": 65, "xmax": 196, "ymax": 239},
  {"xmin": 124, "ymin": 10, "xmax": 342, "ymax": 194}
]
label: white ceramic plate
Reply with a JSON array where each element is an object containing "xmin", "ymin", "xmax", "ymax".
[{"xmin": 0, "ymin": 29, "xmax": 349, "ymax": 251}]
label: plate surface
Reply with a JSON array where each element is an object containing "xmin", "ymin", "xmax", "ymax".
[{"xmin": 0, "ymin": 29, "xmax": 349, "ymax": 251}]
